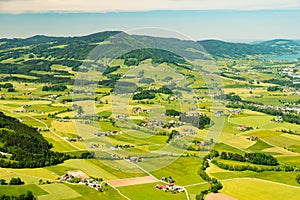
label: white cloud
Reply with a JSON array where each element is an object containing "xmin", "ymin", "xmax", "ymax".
[{"xmin": 0, "ymin": 0, "xmax": 299, "ymax": 14}]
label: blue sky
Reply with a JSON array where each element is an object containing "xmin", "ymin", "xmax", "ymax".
[{"xmin": 1, "ymin": 10, "xmax": 300, "ymax": 41}]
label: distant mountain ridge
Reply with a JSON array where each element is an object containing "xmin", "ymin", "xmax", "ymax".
[
  {"xmin": 198, "ymin": 39, "xmax": 300, "ymax": 58},
  {"xmin": 0, "ymin": 31, "xmax": 299, "ymax": 59}
]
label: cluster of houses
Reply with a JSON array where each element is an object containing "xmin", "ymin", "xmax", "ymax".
[
  {"xmin": 195, "ymin": 141, "xmax": 212, "ymax": 146},
  {"xmin": 108, "ymin": 144, "xmax": 135, "ymax": 151},
  {"xmin": 189, "ymin": 105, "xmax": 199, "ymax": 111},
  {"xmin": 182, "ymin": 128, "xmax": 196, "ymax": 135},
  {"xmin": 60, "ymin": 170, "xmax": 104, "ymax": 191},
  {"xmin": 62, "ymin": 136, "xmax": 83, "ymax": 142},
  {"xmin": 176, "ymin": 133, "xmax": 186, "ymax": 139},
  {"xmin": 94, "ymin": 130, "xmax": 121, "ymax": 137},
  {"xmin": 56, "ymin": 119, "xmax": 70, "ymax": 122},
  {"xmin": 17, "ymin": 92, "xmax": 32, "ymax": 96},
  {"xmin": 15, "ymin": 105, "xmax": 39, "ymax": 113},
  {"xmin": 111, "ymin": 154, "xmax": 120, "ymax": 159},
  {"xmin": 90, "ymin": 143, "xmax": 100, "ymax": 148},
  {"xmin": 155, "ymin": 183, "xmax": 185, "ymax": 193},
  {"xmin": 128, "ymin": 156, "xmax": 143, "ymax": 163},
  {"xmin": 228, "ymin": 109, "xmax": 242, "ymax": 115},
  {"xmin": 272, "ymin": 116, "xmax": 283, "ymax": 123},
  {"xmin": 246, "ymin": 136, "xmax": 258, "ymax": 141},
  {"xmin": 214, "ymin": 110, "xmax": 229, "ymax": 117},
  {"xmin": 138, "ymin": 119, "xmax": 186, "ymax": 130},
  {"xmin": 237, "ymin": 124, "xmax": 253, "ymax": 131},
  {"xmin": 47, "ymin": 94, "xmax": 59, "ymax": 100},
  {"xmin": 235, "ymin": 101, "xmax": 300, "ymax": 115},
  {"xmin": 15, "ymin": 109, "xmax": 39, "ymax": 113},
  {"xmin": 132, "ymin": 107, "xmax": 152, "ymax": 113}
]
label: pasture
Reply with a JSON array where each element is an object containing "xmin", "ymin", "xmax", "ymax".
[
  {"xmin": 221, "ymin": 178, "xmax": 300, "ymax": 200},
  {"xmin": 138, "ymin": 156, "xmax": 205, "ymax": 186}
]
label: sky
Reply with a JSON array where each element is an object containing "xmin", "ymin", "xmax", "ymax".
[{"xmin": 0, "ymin": 0, "xmax": 300, "ymax": 41}]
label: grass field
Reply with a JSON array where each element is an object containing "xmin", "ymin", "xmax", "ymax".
[
  {"xmin": 38, "ymin": 183, "xmax": 81, "ymax": 200},
  {"xmin": 247, "ymin": 139, "xmax": 273, "ymax": 152},
  {"xmin": 229, "ymin": 114, "xmax": 273, "ymax": 128},
  {"xmin": 0, "ymin": 168, "xmax": 59, "ymax": 185},
  {"xmin": 209, "ymin": 165, "xmax": 300, "ymax": 186},
  {"xmin": 277, "ymin": 156, "xmax": 300, "ymax": 168},
  {"xmin": 67, "ymin": 184, "xmax": 126, "ymax": 200},
  {"xmin": 41, "ymin": 131, "xmax": 80, "ymax": 152},
  {"xmin": 264, "ymin": 135, "xmax": 300, "ymax": 148},
  {"xmin": 221, "ymin": 178, "xmax": 300, "ymax": 200},
  {"xmin": 46, "ymin": 159, "xmax": 146, "ymax": 180},
  {"xmin": 0, "ymin": 184, "xmax": 48, "ymax": 196},
  {"xmin": 244, "ymin": 130, "xmax": 281, "ymax": 138},
  {"xmin": 213, "ymin": 143, "xmax": 246, "ymax": 154},
  {"xmin": 186, "ymin": 183, "xmax": 210, "ymax": 200},
  {"xmin": 223, "ymin": 136, "xmax": 256, "ymax": 149},
  {"xmin": 139, "ymin": 156, "xmax": 205, "ymax": 186}
]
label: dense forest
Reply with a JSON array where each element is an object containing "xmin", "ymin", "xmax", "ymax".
[
  {"xmin": 220, "ymin": 152, "xmax": 279, "ymax": 166},
  {"xmin": 42, "ymin": 84, "xmax": 67, "ymax": 92},
  {"xmin": 120, "ymin": 48, "xmax": 188, "ymax": 66},
  {"xmin": 0, "ymin": 31, "xmax": 121, "ymax": 60},
  {"xmin": 0, "ymin": 112, "xmax": 72, "ymax": 168}
]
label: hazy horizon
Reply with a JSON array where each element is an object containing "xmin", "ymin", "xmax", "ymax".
[{"xmin": 0, "ymin": 10, "xmax": 300, "ymax": 42}]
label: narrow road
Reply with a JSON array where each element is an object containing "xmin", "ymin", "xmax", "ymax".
[{"xmin": 26, "ymin": 115, "xmax": 82, "ymax": 151}]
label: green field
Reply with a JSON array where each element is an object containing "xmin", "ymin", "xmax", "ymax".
[
  {"xmin": 221, "ymin": 178, "xmax": 300, "ymax": 200},
  {"xmin": 139, "ymin": 156, "xmax": 205, "ymax": 186},
  {"xmin": 0, "ymin": 184, "xmax": 48, "ymax": 196}
]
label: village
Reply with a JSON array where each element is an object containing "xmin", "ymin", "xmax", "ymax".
[{"xmin": 59, "ymin": 170, "xmax": 107, "ymax": 192}]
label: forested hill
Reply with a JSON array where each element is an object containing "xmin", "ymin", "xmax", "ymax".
[
  {"xmin": 0, "ymin": 31, "xmax": 121, "ymax": 60},
  {"xmin": 1, "ymin": 30, "xmax": 299, "ymax": 62},
  {"xmin": 0, "ymin": 31, "xmax": 122, "ymax": 49},
  {"xmin": 0, "ymin": 112, "xmax": 71, "ymax": 168},
  {"xmin": 198, "ymin": 39, "xmax": 300, "ymax": 58}
]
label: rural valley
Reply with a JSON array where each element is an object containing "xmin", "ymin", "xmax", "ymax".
[{"xmin": 0, "ymin": 31, "xmax": 300, "ymax": 200}]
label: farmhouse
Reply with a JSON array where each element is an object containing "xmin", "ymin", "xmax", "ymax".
[
  {"xmin": 155, "ymin": 183, "xmax": 185, "ymax": 192},
  {"xmin": 228, "ymin": 109, "xmax": 241, "ymax": 114},
  {"xmin": 214, "ymin": 110, "xmax": 228, "ymax": 117},
  {"xmin": 132, "ymin": 107, "xmax": 151, "ymax": 113},
  {"xmin": 129, "ymin": 156, "xmax": 143, "ymax": 163},
  {"xmin": 246, "ymin": 136, "xmax": 258, "ymax": 141},
  {"xmin": 90, "ymin": 143, "xmax": 99, "ymax": 148},
  {"xmin": 237, "ymin": 124, "xmax": 253, "ymax": 131},
  {"xmin": 94, "ymin": 132, "xmax": 106, "ymax": 136},
  {"xmin": 94, "ymin": 130, "xmax": 121, "ymax": 137},
  {"xmin": 60, "ymin": 170, "xmax": 105, "ymax": 191}
]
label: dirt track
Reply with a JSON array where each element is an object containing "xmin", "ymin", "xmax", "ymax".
[{"xmin": 107, "ymin": 176, "xmax": 158, "ymax": 187}]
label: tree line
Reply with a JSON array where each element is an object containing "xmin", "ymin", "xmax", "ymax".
[
  {"xmin": 42, "ymin": 84, "xmax": 67, "ymax": 92},
  {"xmin": 196, "ymin": 150, "xmax": 223, "ymax": 200},
  {"xmin": 220, "ymin": 151, "xmax": 279, "ymax": 166},
  {"xmin": 0, "ymin": 112, "xmax": 93, "ymax": 168},
  {"xmin": 0, "ymin": 191, "xmax": 35, "ymax": 200},
  {"xmin": 226, "ymin": 103, "xmax": 300, "ymax": 125}
]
